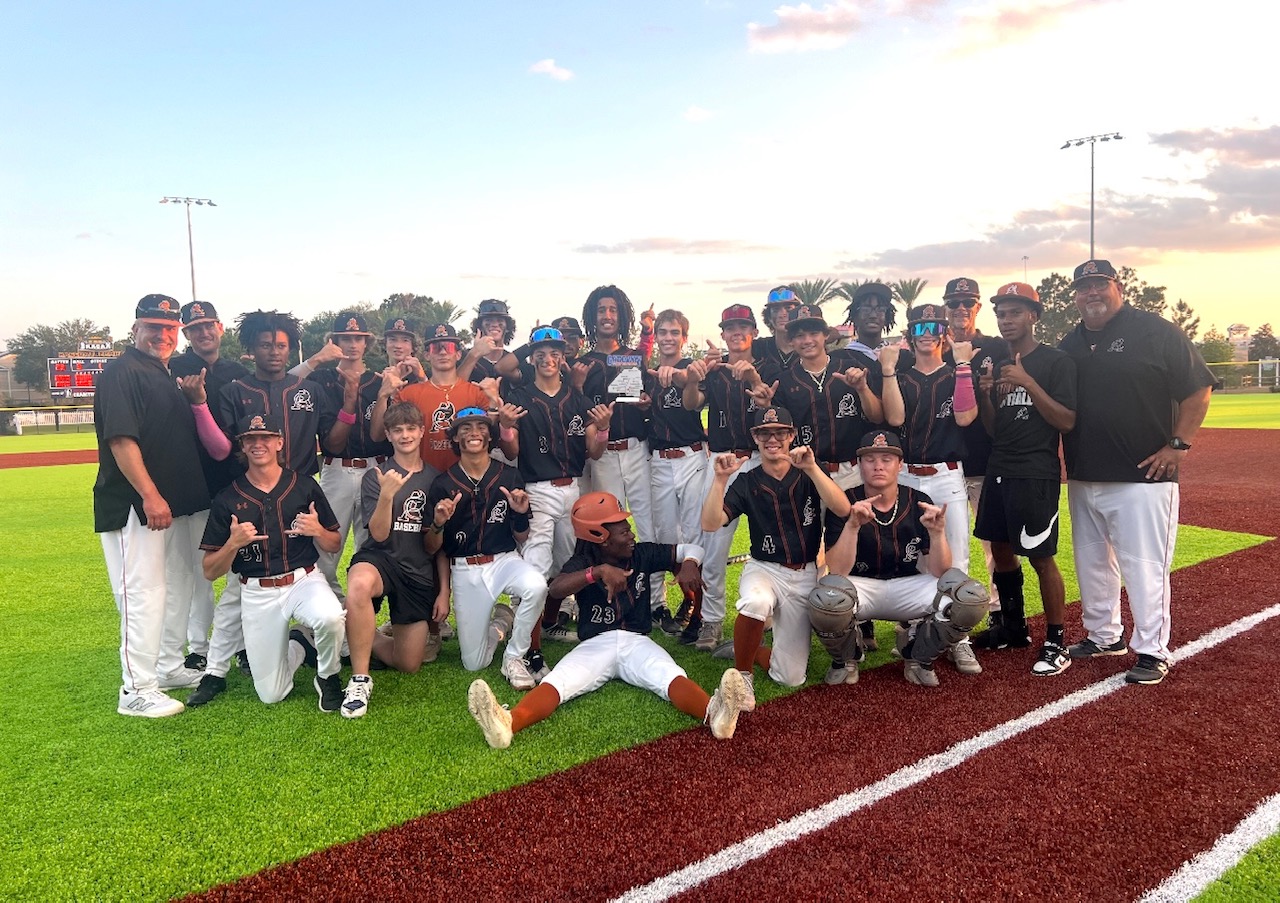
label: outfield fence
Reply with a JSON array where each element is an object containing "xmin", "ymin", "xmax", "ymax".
[
  {"xmin": 0, "ymin": 405, "xmax": 96, "ymax": 435},
  {"xmin": 1208, "ymin": 359, "xmax": 1279, "ymax": 391}
]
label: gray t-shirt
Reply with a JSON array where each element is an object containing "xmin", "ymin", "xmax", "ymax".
[{"xmin": 359, "ymin": 460, "xmax": 441, "ymax": 585}]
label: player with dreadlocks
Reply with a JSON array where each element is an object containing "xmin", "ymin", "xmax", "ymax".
[{"xmin": 842, "ymin": 282, "xmax": 898, "ymax": 359}]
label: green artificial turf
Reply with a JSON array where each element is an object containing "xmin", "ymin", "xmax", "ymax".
[
  {"xmin": 1196, "ymin": 830, "xmax": 1280, "ymax": 901},
  {"xmin": 0, "ymin": 457, "xmax": 1274, "ymax": 898}
]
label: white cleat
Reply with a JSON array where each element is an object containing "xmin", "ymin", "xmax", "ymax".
[
  {"xmin": 706, "ymin": 668, "xmax": 748, "ymax": 740},
  {"xmin": 467, "ymin": 679, "xmax": 513, "ymax": 749}
]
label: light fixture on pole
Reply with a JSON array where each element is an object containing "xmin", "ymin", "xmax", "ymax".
[
  {"xmin": 1059, "ymin": 133, "xmax": 1122, "ymax": 259},
  {"xmin": 159, "ymin": 197, "xmax": 217, "ymax": 301}
]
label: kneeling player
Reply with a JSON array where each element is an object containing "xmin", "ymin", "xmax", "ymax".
[
  {"xmin": 342, "ymin": 402, "xmax": 449, "ymax": 718},
  {"xmin": 820, "ymin": 430, "xmax": 988, "ymax": 687},
  {"xmin": 428, "ymin": 408, "xmax": 548, "ymax": 691},
  {"xmin": 199, "ymin": 415, "xmax": 348, "ymax": 711},
  {"xmin": 466, "ymin": 491, "xmax": 746, "ymax": 748}
]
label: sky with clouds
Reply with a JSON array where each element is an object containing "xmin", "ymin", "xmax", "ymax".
[{"xmin": 2, "ymin": 0, "xmax": 1275, "ymax": 347}]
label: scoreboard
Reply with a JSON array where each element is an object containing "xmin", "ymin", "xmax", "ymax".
[{"xmin": 48, "ymin": 355, "xmax": 116, "ymax": 398}]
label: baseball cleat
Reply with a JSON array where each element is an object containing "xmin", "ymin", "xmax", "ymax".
[
  {"xmin": 501, "ymin": 654, "xmax": 537, "ymax": 691},
  {"xmin": 423, "ymin": 631, "xmax": 443, "ymax": 664},
  {"xmin": 653, "ymin": 607, "xmax": 682, "ymax": 636},
  {"xmin": 341, "ymin": 675, "xmax": 372, "ymax": 719},
  {"xmin": 947, "ymin": 641, "xmax": 983, "ymax": 675},
  {"xmin": 544, "ymin": 612, "xmax": 579, "ymax": 644},
  {"xmin": 824, "ymin": 660, "xmax": 860, "ymax": 685},
  {"xmin": 677, "ymin": 617, "xmax": 703, "ymax": 646},
  {"xmin": 468, "ymin": 679, "xmax": 513, "ymax": 749},
  {"xmin": 183, "ymin": 652, "xmax": 208, "ymax": 672},
  {"xmin": 706, "ymin": 668, "xmax": 747, "ymax": 740},
  {"xmin": 235, "ymin": 649, "xmax": 253, "ymax": 677},
  {"xmin": 157, "ymin": 667, "xmax": 205, "ymax": 689},
  {"xmin": 1068, "ymin": 637, "xmax": 1128, "ymax": 659},
  {"xmin": 711, "ymin": 639, "xmax": 735, "ymax": 660},
  {"xmin": 525, "ymin": 650, "xmax": 550, "ymax": 683},
  {"xmin": 1031, "ymin": 642, "xmax": 1072, "ymax": 677},
  {"xmin": 187, "ymin": 674, "xmax": 227, "ymax": 708},
  {"xmin": 739, "ymin": 670, "xmax": 756, "ymax": 713},
  {"xmin": 695, "ymin": 620, "xmax": 723, "ymax": 652},
  {"xmin": 117, "ymin": 688, "xmax": 184, "ymax": 718},
  {"xmin": 1124, "ymin": 654, "xmax": 1170, "ymax": 685},
  {"xmin": 904, "ymin": 660, "xmax": 940, "ymax": 688},
  {"xmin": 314, "ymin": 673, "xmax": 344, "ymax": 713}
]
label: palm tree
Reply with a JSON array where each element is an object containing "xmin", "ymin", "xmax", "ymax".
[
  {"xmin": 787, "ymin": 278, "xmax": 841, "ymax": 308},
  {"xmin": 891, "ymin": 278, "xmax": 929, "ymax": 310}
]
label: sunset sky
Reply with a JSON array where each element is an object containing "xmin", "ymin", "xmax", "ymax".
[{"xmin": 2, "ymin": 0, "xmax": 1275, "ymax": 348}]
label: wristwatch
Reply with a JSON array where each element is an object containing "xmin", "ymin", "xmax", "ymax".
[{"xmin": 1168, "ymin": 437, "xmax": 1191, "ymax": 451}]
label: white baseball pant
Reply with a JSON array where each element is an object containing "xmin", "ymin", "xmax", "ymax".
[
  {"xmin": 847, "ymin": 572, "xmax": 938, "ymax": 621},
  {"xmin": 585, "ymin": 437, "xmax": 653, "ymax": 543},
  {"xmin": 699, "ymin": 452, "xmax": 760, "ymax": 624},
  {"xmin": 649, "ymin": 444, "xmax": 709, "ymax": 607},
  {"xmin": 452, "ymin": 551, "xmax": 548, "ymax": 668},
  {"xmin": 524, "ymin": 480, "xmax": 581, "ymax": 580},
  {"xmin": 543, "ymin": 630, "xmax": 686, "ymax": 704},
  {"xmin": 317, "ymin": 460, "xmax": 372, "ymax": 596},
  {"xmin": 204, "ymin": 578, "xmax": 245, "ymax": 679},
  {"xmin": 240, "ymin": 566, "xmax": 346, "ymax": 703},
  {"xmin": 736, "ymin": 559, "xmax": 819, "ymax": 687},
  {"xmin": 184, "ymin": 508, "xmax": 214, "ymax": 657}
]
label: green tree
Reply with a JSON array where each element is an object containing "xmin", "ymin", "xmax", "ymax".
[
  {"xmin": 299, "ymin": 302, "xmax": 381, "ymax": 370},
  {"xmin": 378, "ymin": 293, "xmax": 468, "ymax": 336},
  {"xmin": 1249, "ymin": 323, "xmax": 1280, "ymax": 360},
  {"xmin": 6, "ymin": 319, "xmax": 110, "ymax": 391},
  {"xmin": 1169, "ymin": 298, "xmax": 1200, "ymax": 341},
  {"xmin": 1196, "ymin": 328, "xmax": 1233, "ymax": 364},
  {"xmin": 1034, "ymin": 272, "xmax": 1077, "ymax": 347},
  {"xmin": 891, "ymin": 278, "xmax": 928, "ymax": 310},
  {"xmin": 787, "ymin": 279, "xmax": 840, "ymax": 307},
  {"xmin": 1117, "ymin": 266, "xmax": 1166, "ymax": 316}
]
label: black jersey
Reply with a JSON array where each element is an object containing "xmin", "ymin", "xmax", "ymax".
[
  {"xmin": 581, "ymin": 347, "xmax": 649, "ymax": 440},
  {"xmin": 824, "ymin": 486, "xmax": 935, "ymax": 580},
  {"xmin": 698, "ymin": 357, "xmax": 782, "ymax": 453},
  {"xmin": 753, "ymin": 335, "xmax": 798, "ymax": 372},
  {"xmin": 218, "ymin": 374, "xmax": 329, "ymax": 477},
  {"xmin": 503, "ymin": 381, "xmax": 594, "ymax": 482},
  {"xmin": 310, "ymin": 367, "xmax": 393, "ymax": 460},
  {"xmin": 644, "ymin": 360, "xmax": 707, "ymax": 450},
  {"xmin": 169, "ymin": 349, "xmax": 250, "ymax": 496},
  {"xmin": 358, "ymin": 461, "xmax": 441, "ymax": 586},
  {"xmin": 93, "ymin": 347, "xmax": 211, "ymax": 532},
  {"xmin": 467, "ymin": 354, "xmax": 504, "ymax": 385},
  {"xmin": 561, "ymin": 542, "xmax": 680, "ymax": 641},
  {"xmin": 429, "ymin": 460, "xmax": 527, "ymax": 558},
  {"xmin": 723, "ymin": 464, "xmax": 823, "ymax": 566},
  {"xmin": 986, "ymin": 344, "xmax": 1077, "ymax": 480},
  {"xmin": 895, "ymin": 364, "xmax": 976, "ymax": 464},
  {"xmin": 200, "ymin": 469, "xmax": 339, "ymax": 579},
  {"xmin": 1059, "ymin": 305, "xmax": 1214, "ymax": 483},
  {"xmin": 776, "ymin": 350, "xmax": 882, "ymax": 464}
]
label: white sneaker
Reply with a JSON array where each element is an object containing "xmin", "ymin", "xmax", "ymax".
[
  {"xmin": 695, "ymin": 620, "xmax": 723, "ymax": 652},
  {"xmin": 157, "ymin": 667, "xmax": 204, "ymax": 689},
  {"xmin": 824, "ymin": 661, "xmax": 859, "ymax": 685},
  {"xmin": 904, "ymin": 660, "xmax": 940, "ymax": 688},
  {"xmin": 947, "ymin": 641, "xmax": 983, "ymax": 675},
  {"xmin": 341, "ymin": 675, "xmax": 372, "ymax": 719},
  {"xmin": 739, "ymin": 670, "xmax": 756, "ymax": 713},
  {"xmin": 467, "ymin": 679, "xmax": 513, "ymax": 749},
  {"xmin": 706, "ymin": 668, "xmax": 747, "ymax": 740},
  {"xmin": 118, "ymin": 687, "xmax": 184, "ymax": 718},
  {"xmin": 501, "ymin": 655, "xmax": 536, "ymax": 691}
]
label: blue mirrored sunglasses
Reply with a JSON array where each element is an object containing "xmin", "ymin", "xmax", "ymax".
[
  {"xmin": 909, "ymin": 321, "xmax": 945, "ymax": 337},
  {"xmin": 767, "ymin": 288, "xmax": 798, "ymax": 304}
]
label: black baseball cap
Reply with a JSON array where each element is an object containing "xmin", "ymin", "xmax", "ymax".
[
  {"xmin": 1072, "ymin": 259, "xmax": 1119, "ymax": 286},
  {"xmin": 856, "ymin": 429, "xmax": 904, "ymax": 458},
  {"xmin": 235, "ymin": 413, "xmax": 283, "ymax": 439},
  {"xmin": 135, "ymin": 294, "xmax": 182, "ymax": 325},
  {"xmin": 784, "ymin": 304, "xmax": 827, "ymax": 336},
  {"xmin": 551, "ymin": 316, "xmax": 583, "ymax": 337},
  {"xmin": 425, "ymin": 323, "xmax": 459, "ymax": 344},
  {"xmin": 180, "ymin": 301, "xmax": 220, "ymax": 327},
  {"xmin": 943, "ymin": 278, "xmax": 980, "ymax": 300},
  {"xmin": 751, "ymin": 406, "xmax": 795, "ymax": 431},
  {"xmin": 383, "ymin": 316, "xmax": 419, "ymax": 337},
  {"xmin": 476, "ymin": 299, "xmax": 514, "ymax": 321},
  {"xmin": 852, "ymin": 283, "xmax": 894, "ymax": 305},
  {"xmin": 331, "ymin": 312, "xmax": 373, "ymax": 336},
  {"xmin": 907, "ymin": 303, "xmax": 949, "ymax": 326}
]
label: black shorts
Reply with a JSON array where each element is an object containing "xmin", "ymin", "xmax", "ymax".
[
  {"xmin": 973, "ymin": 475, "xmax": 1062, "ymax": 557},
  {"xmin": 348, "ymin": 548, "xmax": 435, "ymax": 624}
]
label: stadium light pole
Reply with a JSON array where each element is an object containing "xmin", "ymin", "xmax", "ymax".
[
  {"xmin": 1059, "ymin": 133, "xmax": 1122, "ymax": 258},
  {"xmin": 159, "ymin": 197, "xmax": 217, "ymax": 301}
]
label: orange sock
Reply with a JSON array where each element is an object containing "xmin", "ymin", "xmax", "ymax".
[
  {"xmin": 734, "ymin": 616, "xmax": 767, "ymax": 673},
  {"xmin": 757, "ymin": 645, "xmax": 771, "ymax": 671},
  {"xmin": 511, "ymin": 683, "xmax": 560, "ymax": 734},
  {"xmin": 667, "ymin": 676, "xmax": 711, "ymax": 721}
]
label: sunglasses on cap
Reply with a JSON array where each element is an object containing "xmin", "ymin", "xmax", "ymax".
[
  {"xmin": 909, "ymin": 322, "xmax": 946, "ymax": 337},
  {"xmin": 945, "ymin": 299, "xmax": 978, "ymax": 310},
  {"xmin": 767, "ymin": 288, "xmax": 799, "ymax": 305}
]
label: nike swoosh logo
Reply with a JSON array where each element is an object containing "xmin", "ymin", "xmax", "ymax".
[{"xmin": 1020, "ymin": 512, "xmax": 1059, "ymax": 550}]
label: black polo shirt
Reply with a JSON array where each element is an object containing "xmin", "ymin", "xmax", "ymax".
[
  {"xmin": 218, "ymin": 374, "xmax": 329, "ymax": 477},
  {"xmin": 723, "ymin": 464, "xmax": 823, "ymax": 567},
  {"xmin": 310, "ymin": 367, "xmax": 393, "ymax": 460},
  {"xmin": 561, "ymin": 543, "xmax": 679, "ymax": 641},
  {"xmin": 503, "ymin": 381, "xmax": 594, "ymax": 482},
  {"xmin": 169, "ymin": 348, "xmax": 250, "ymax": 495},
  {"xmin": 93, "ymin": 346, "xmax": 210, "ymax": 533},
  {"xmin": 824, "ymin": 486, "xmax": 935, "ymax": 580},
  {"xmin": 644, "ymin": 360, "xmax": 707, "ymax": 450},
  {"xmin": 429, "ymin": 460, "xmax": 527, "ymax": 558}
]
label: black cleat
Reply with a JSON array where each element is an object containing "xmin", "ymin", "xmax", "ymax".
[
  {"xmin": 183, "ymin": 652, "xmax": 208, "ymax": 671},
  {"xmin": 235, "ymin": 649, "xmax": 253, "ymax": 677},
  {"xmin": 187, "ymin": 674, "xmax": 227, "ymax": 708},
  {"xmin": 290, "ymin": 629, "xmax": 318, "ymax": 669},
  {"xmin": 314, "ymin": 673, "xmax": 343, "ymax": 712}
]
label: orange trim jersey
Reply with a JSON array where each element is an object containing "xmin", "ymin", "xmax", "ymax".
[{"xmin": 398, "ymin": 379, "xmax": 491, "ymax": 474}]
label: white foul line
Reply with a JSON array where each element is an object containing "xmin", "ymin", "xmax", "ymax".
[
  {"xmin": 613, "ymin": 603, "xmax": 1280, "ymax": 903},
  {"xmin": 1136, "ymin": 791, "xmax": 1280, "ymax": 903}
]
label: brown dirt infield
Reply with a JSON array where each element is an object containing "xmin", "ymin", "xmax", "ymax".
[{"xmin": 0, "ymin": 448, "xmax": 97, "ymax": 468}]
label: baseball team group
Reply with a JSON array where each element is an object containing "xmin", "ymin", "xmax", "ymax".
[{"xmin": 93, "ymin": 258, "xmax": 1214, "ymax": 748}]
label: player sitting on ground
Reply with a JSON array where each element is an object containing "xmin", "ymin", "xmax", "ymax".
[
  {"xmin": 340, "ymin": 402, "xmax": 449, "ymax": 718},
  {"xmin": 198, "ymin": 414, "xmax": 348, "ymax": 712},
  {"xmin": 820, "ymin": 430, "xmax": 988, "ymax": 687},
  {"xmin": 466, "ymin": 491, "xmax": 747, "ymax": 749}
]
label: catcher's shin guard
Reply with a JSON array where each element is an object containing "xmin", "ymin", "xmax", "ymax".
[
  {"xmin": 808, "ymin": 575, "xmax": 860, "ymax": 664},
  {"xmin": 911, "ymin": 571, "xmax": 990, "ymax": 665}
]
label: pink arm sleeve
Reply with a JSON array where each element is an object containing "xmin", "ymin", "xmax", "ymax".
[
  {"xmin": 952, "ymin": 365, "xmax": 976, "ymax": 414},
  {"xmin": 192, "ymin": 403, "xmax": 233, "ymax": 461}
]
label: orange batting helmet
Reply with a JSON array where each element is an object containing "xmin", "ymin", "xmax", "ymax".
[{"xmin": 571, "ymin": 491, "xmax": 631, "ymax": 544}]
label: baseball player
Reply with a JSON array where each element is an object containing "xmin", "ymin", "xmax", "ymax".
[
  {"xmin": 427, "ymin": 408, "xmax": 547, "ymax": 691},
  {"xmin": 701, "ymin": 406, "xmax": 851, "ymax": 710},
  {"xmin": 973, "ymin": 283, "xmax": 1078, "ymax": 675},
  {"xmin": 95, "ymin": 294, "xmax": 211, "ymax": 717},
  {"xmin": 681, "ymin": 304, "xmax": 780, "ymax": 652},
  {"xmin": 643, "ymin": 309, "xmax": 707, "ymax": 640},
  {"xmin": 463, "ymin": 299, "xmax": 523, "ymax": 384},
  {"xmin": 753, "ymin": 286, "xmax": 802, "ymax": 371},
  {"xmin": 817, "ymin": 429, "xmax": 988, "ymax": 687},
  {"xmin": 466, "ymin": 491, "xmax": 746, "ymax": 749},
  {"xmin": 1059, "ymin": 259, "xmax": 1213, "ymax": 685},
  {"xmin": 169, "ymin": 300, "xmax": 250, "ymax": 673},
  {"xmin": 841, "ymin": 282, "xmax": 897, "ymax": 360},
  {"xmin": 341, "ymin": 402, "xmax": 448, "ymax": 718},
  {"xmin": 199, "ymin": 414, "xmax": 347, "ymax": 711},
  {"xmin": 189, "ymin": 310, "xmax": 330, "ymax": 706},
  {"xmin": 379, "ymin": 316, "xmax": 427, "ymax": 384}
]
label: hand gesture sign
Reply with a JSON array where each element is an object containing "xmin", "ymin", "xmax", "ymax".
[
  {"xmin": 640, "ymin": 303, "xmax": 656, "ymax": 331},
  {"xmin": 728, "ymin": 359, "xmax": 757, "ymax": 383},
  {"xmin": 500, "ymin": 486, "xmax": 530, "ymax": 514},
  {"xmin": 286, "ymin": 502, "xmax": 323, "ymax": 538},
  {"xmin": 498, "ymin": 403, "xmax": 527, "ymax": 428},
  {"xmin": 589, "ymin": 402, "xmax": 615, "ymax": 432},
  {"xmin": 376, "ymin": 467, "xmax": 409, "ymax": 497},
  {"xmin": 311, "ymin": 340, "xmax": 345, "ymax": 368},
  {"xmin": 596, "ymin": 564, "xmax": 633, "ymax": 601},
  {"xmin": 878, "ymin": 343, "xmax": 901, "ymax": 371},
  {"xmin": 434, "ymin": 491, "xmax": 463, "ymax": 527},
  {"xmin": 918, "ymin": 501, "xmax": 946, "ymax": 532},
  {"xmin": 747, "ymin": 379, "xmax": 778, "ymax": 406},
  {"xmin": 684, "ymin": 358, "xmax": 710, "ymax": 383},
  {"xmin": 380, "ymin": 366, "xmax": 407, "ymax": 397},
  {"xmin": 228, "ymin": 514, "xmax": 267, "ymax": 550},
  {"xmin": 848, "ymin": 493, "xmax": 883, "ymax": 529},
  {"xmin": 951, "ymin": 340, "xmax": 974, "ymax": 365},
  {"xmin": 788, "ymin": 445, "xmax": 816, "ymax": 469},
  {"xmin": 831, "ymin": 365, "xmax": 868, "ymax": 391},
  {"xmin": 997, "ymin": 353, "xmax": 1032, "ymax": 391},
  {"xmin": 337, "ymin": 367, "xmax": 361, "ymax": 404},
  {"xmin": 177, "ymin": 368, "xmax": 208, "ymax": 404},
  {"xmin": 570, "ymin": 360, "xmax": 591, "ymax": 390},
  {"xmin": 713, "ymin": 452, "xmax": 745, "ymax": 478}
]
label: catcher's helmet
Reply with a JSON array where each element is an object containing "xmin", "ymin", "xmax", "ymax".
[{"xmin": 572, "ymin": 491, "xmax": 631, "ymax": 544}]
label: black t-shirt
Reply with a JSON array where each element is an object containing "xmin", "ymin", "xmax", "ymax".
[
  {"xmin": 93, "ymin": 347, "xmax": 210, "ymax": 532},
  {"xmin": 986, "ymin": 344, "xmax": 1077, "ymax": 480},
  {"xmin": 776, "ymin": 350, "xmax": 883, "ymax": 464},
  {"xmin": 824, "ymin": 486, "xmax": 934, "ymax": 580},
  {"xmin": 895, "ymin": 364, "xmax": 976, "ymax": 464},
  {"xmin": 218, "ymin": 374, "xmax": 329, "ymax": 477},
  {"xmin": 358, "ymin": 461, "xmax": 441, "ymax": 586},
  {"xmin": 503, "ymin": 381, "xmax": 594, "ymax": 482},
  {"xmin": 429, "ymin": 460, "xmax": 527, "ymax": 557},
  {"xmin": 170, "ymin": 349, "xmax": 250, "ymax": 495},
  {"xmin": 310, "ymin": 367, "xmax": 394, "ymax": 460},
  {"xmin": 1059, "ymin": 305, "xmax": 1214, "ymax": 483},
  {"xmin": 200, "ymin": 469, "xmax": 339, "ymax": 578},
  {"xmin": 561, "ymin": 542, "xmax": 679, "ymax": 641},
  {"xmin": 723, "ymin": 464, "xmax": 823, "ymax": 566},
  {"xmin": 644, "ymin": 360, "xmax": 707, "ymax": 450},
  {"xmin": 581, "ymin": 347, "xmax": 649, "ymax": 440}
]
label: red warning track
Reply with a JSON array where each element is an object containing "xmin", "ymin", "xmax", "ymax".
[
  {"xmin": 185, "ymin": 427, "xmax": 1280, "ymax": 902},
  {"xmin": 0, "ymin": 448, "xmax": 97, "ymax": 469}
]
